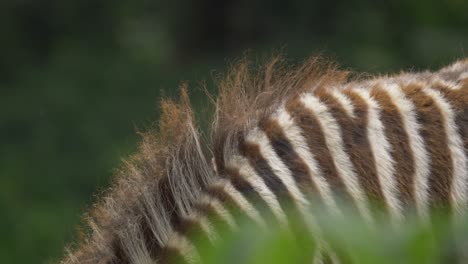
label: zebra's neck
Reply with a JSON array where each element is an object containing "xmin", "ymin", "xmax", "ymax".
[
  {"xmin": 61, "ymin": 58, "xmax": 468, "ymax": 264},
  {"xmin": 162, "ymin": 60, "xmax": 468, "ymax": 263}
]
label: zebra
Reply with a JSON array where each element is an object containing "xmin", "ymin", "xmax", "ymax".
[{"xmin": 61, "ymin": 57, "xmax": 468, "ymax": 264}]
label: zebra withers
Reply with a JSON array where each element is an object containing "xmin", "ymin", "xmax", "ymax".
[{"xmin": 61, "ymin": 57, "xmax": 468, "ymax": 264}]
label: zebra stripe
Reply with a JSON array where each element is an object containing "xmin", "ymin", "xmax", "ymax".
[
  {"xmin": 422, "ymin": 87, "xmax": 468, "ymax": 215},
  {"xmin": 273, "ymin": 106, "xmax": 341, "ymax": 215},
  {"xmin": 351, "ymin": 88, "xmax": 403, "ymax": 222},
  {"xmin": 197, "ymin": 216, "xmax": 219, "ymax": 243},
  {"xmin": 246, "ymin": 128, "xmax": 312, "ymax": 220},
  {"xmin": 300, "ymin": 92, "xmax": 374, "ymax": 224},
  {"xmin": 207, "ymin": 197, "xmax": 239, "ymax": 231},
  {"xmin": 330, "ymin": 89, "xmax": 356, "ymax": 118},
  {"xmin": 215, "ymin": 179, "xmax": 267, "ymax": 229},
  {"xmin": 229, "ymin": 155, "xmax": 289, "ymax": 227},
  {"xmin": 429, "ymin": 81, "xmax": 468, "ymax": 215},
  {"xmin": 383, "ymin": 83, "xmax": 431, "ymax": 218},
  {"xmin": 402, "ymin": 84, "xmax": 454, "ymax": 213},
  {"xmin": 167, "ymin": 232, "xmax": 200, "ymax": 264},
  {"xmin": 286, "ymin": 96, "xmax": 357, "ymax": 209},
  {"xmin": 370, "ymin": 87, "xmax": 415, "ymax": 211},
  {"xmin": 337, "ymin": 89, "xmax": 389, "ymax": 218},
  {"xmin": 164, "ymin": 61, "xmax": 467, "ymax": 261},
  {"xmin": 61, "ymin": 59, "xmax": 468, "ymax": 264}
]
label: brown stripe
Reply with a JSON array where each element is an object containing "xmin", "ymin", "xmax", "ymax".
[
  {"xmin": 401, "ymin": 83, "xmax": 454, "ymax": 212},
  {"xmin": 171, "ymin": 216, "xmax": 214, "ymax": 264},
  {"xmin": 173, "ymin": 216, "xmax": 211, "ymax": 246},
  {"xmin": 159, "ymin": 246, "xmax": 190, "ymax": 264},
  {"xmin": 193, "ymin": 201, "xmax": 231, "ymax": 235},
  {"xmin": 330, "ymin": 88, "xmax": 389, "ymax": 215},
  {"xmin": 205, "ymin": 184, "xmax": 235, "ymax": 206},
  {"xmin": 239, "ymin": 139, "xmax": 307, "ymax": 227},
  {"xmin": 285, "ymin": 96, "xmax": 353, "ymax": 202},
  {"xmin": 205, "ymin": 181, "xmax": 264, "ymax": 226},
  {"xmin": 210, "ymin": 168, "xmax": 282, "ymax": 228},
  {"xmin": 260, "ymin": 118, "xmax": 326, "ymax": 207},
  {"xmin": 193, "ymin": 201, "xmax": 220, "ymax": 219},
  {"xmin": 370, "ymin": 86, "xmax": 416, "ymax": 209},
  {"xmin": 430, "ymin": 80, "xmax": 468, "ymax": 167},
  {"xmin": 428, "ymin": 79, "xmax": 468, "ymax": 118},
  {"xmin": 225, "ymin": 167, "xmax": 280, "ymax": 225}
]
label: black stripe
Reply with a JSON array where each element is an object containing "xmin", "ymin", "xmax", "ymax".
[
  {"xmin": 341, "ymin": 89, "xmax": 390, "ymax": 218},
  {"xmin": 225, "ymin": 168, "xmax": 280, "ymax": 227},
  {"xmin": 193, "ymin": 201, "xmax": 232, "ymax": 236},
  {"xmin": 402, "ymin": 83, "xmax": 454, "ymax": 214},
  {"xmin": 173, "ymin": 216, "xmax": 212, "ymax": 246},
  {"xmin": 260, "ymin": 118, "xmax": 327, "ymax": 208},
  {"xmin": 159, "ymin": 246, "xmax": 190, "ymax": 264},
  {"xmin": 239, "ymin": 139, "xmax": 307, "ymax": 229},
  {"xmin": 371, "ymin": 86, "xmax": 416, "ymax": 211}
]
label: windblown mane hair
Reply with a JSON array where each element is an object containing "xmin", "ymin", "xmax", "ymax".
[
  {"xmin": 211, "ymin": 56, "xmax": 349, "ymax": 175},
  {"xmin": 61, "ymin": 56, "xmax": 468, "ymax": 264}
]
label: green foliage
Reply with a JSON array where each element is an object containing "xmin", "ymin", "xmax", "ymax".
[
  {"xmin": 189, "ymin": 206, "xmax": 468, "ymax": 264},
  {"xmin": 0, "ymin": 0, "xmax": 466, "ymax": 263}
]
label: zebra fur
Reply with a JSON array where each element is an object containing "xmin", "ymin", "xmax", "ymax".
[{"xmin": 61, "ymin": 57, "xmax": 468, "ymax": 264}]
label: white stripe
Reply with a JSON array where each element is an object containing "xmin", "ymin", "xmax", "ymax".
[
  {"xmin": 300, "ymin": 92, "xmax": 374, "ymax": 225},
  {"xmin": 422, "ymin": 87, "xmax": 468, "ymax": 215},
  {"xmin": 230, "ymin": 155, "xmax": 289, "ymax": 227},
  {"xmin": 460, "ymin": 72, "xmax": 468, "ymax": 82},
  {"xmin": 274, "ymin": 107, "xmax": 341, "ymax": 216},
  {"xmin": 209, "ymin": 198, "xmax": 238, "ymax": 231},
  {"xmin": 384, "ymin": 83, "xmax": 431, "ymax": 218},
  {"xmin": 440, "ymin": 60, "xmax": 468, "ymax": 88},
  {"xmin": 217, "ymin": 179, "xmax": 267, "ymax": 229},
  {"xmin": 245, "ymin": 128, "xmax": 312, "ymax": 218},
  {"xmin": 352, "ymin": 88, "xmax": 403, "ymax": 222},
  {"xmin": 181, "ymin": 213, "xmax": 219, "ymax": 243},
  {"xmin": 245, "ymin": 128, "xmax": 324, "ymax": 234},
  {"xmin": 330, "ymin": 90, "xmax": 356, "ymax": 118},
  {"xmin": 167, "ymin": 233, "xmax": 200, "ymax": 264},
  {"xmin": 433, "ymin": 76, "xmax": 459, "ymax": 91},
  {"xmin": 198, "ymin": 216, "xmax": 219, "ymax": 242},
  {"xmin": 245, "ymin": 128, "xmax": 331, "ymax": 247},
  {"xmin": 313, "ymin": 243, "xmax": 341, "ymax": 264}
]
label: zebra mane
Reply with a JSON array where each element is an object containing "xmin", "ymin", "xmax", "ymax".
[
  {"xmin": 63, "ymin": 86, "xmax": 217, "ymax": 263},
  {"xmin": 211, "ymin": 56, "xmax": 349, "ymax": 174},
  {"xmin": 61, "ymin": 56, "xmax": 468, "ymax": 263}
]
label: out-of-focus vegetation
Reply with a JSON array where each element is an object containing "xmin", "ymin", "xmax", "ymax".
[
  {"xmin": 188, "ymin": 205, "xmax": 468, "ymax": 264},
  {"xmin": 0, "ymin": 0, "xmax": 466, "ymax": 263}
]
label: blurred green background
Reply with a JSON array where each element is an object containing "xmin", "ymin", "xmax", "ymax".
[{"xmin": 0, "ymin": 0, "xmax": 466, "ymax": 263}]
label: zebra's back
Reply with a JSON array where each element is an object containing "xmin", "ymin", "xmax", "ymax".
[{"xmin": 61, "ymin": 58, "xmax": 468, "ymax": 264}]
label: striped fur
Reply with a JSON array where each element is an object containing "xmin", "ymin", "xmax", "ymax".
[{"xmin": 61, "ymin": 58, "xmax": 468, "ymax": 264}]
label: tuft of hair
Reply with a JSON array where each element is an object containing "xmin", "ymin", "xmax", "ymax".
[
  {"xmin": 211, "ymin": 55, "xmax": 350, "ymax": 173},
  {"xmin": 61, "ymin": 86, "xmax": 216, "ymax": 264}
]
